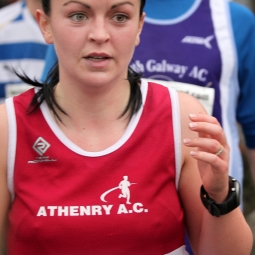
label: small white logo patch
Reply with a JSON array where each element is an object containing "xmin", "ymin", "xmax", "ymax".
[
  {"xmin": 33, "ymin": 137, "xmax": 50, "ymax": 156},
  {"xmin": 181, "ymin": 35, "xmax": 215, "ymax": 49}
]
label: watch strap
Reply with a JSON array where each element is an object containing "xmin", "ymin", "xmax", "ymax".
[{"xmin": 200, "ymin": 176, "xmax": 240, "ymax": 217}]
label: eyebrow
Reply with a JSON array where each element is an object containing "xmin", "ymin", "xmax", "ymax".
[
  {"xmin": 63, "ymin": 1, "xmax": 90, "ymax": 8},
  {"xmin": 111, "ymin": 1, "xmax": 134, "ymax": 9},
  {"xmin": 63, "ymin": 1, "xmax": 134, "ymax": 10}
]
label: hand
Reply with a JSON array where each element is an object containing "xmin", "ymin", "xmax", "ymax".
[{"xmin": 183, "ymin": 113, "xmax": 230, "ymax": 203}]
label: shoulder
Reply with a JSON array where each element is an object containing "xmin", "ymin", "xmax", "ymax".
[
  {"xmin": 228, "ymin": 2, "xmax": 255, "ymax": 80},
  {"xmin": 0, "ymin": 1, "xmax": 23, "ymax": 26},
  {"xmin": 229, "ymin": 2, "xmax": 255, "ymax": 32},
  {"xmin": 229, "ymin": 2, "xmax": 254, "ymax": 20},
  {"xmin": 0, "ymin": 103, "xmax": 8, "ymax": 170},
  {"xmin": 178, "ymin": 92, "xmax": 206, "ymax": 117},
  {"xmin": 0, "ymin": 104, "xmax": 8, "ymax": 142},
  {"xmin": 177, "ymin": 92, "xmax": 207, "ymax": 159},
  {"xmin": 0, "ymin": 103, "xmax": 11, "ymax": 247}
]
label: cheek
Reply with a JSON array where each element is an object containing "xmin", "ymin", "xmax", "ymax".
[
  {"xmin": 116, "ymin": 29, "xmax": 140, "ymax": 53},
  {"xmin": 52, "ymin": 25, "xmax": 71, "ymax": 44},
  {"xmin": 51, "ymin": 27, "xmax": 81, "ymax": 55}
]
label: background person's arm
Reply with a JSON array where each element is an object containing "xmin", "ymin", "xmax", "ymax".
[{"xmin": 244, "ymin": 148, "xmax": 255, "ymax": 188}]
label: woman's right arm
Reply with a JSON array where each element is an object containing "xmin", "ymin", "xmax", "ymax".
[{"xmin": 0, "ymin": 104, "xmax": 11, "ymax": 255}]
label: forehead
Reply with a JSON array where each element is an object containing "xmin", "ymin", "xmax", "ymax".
[{"xmin": 53, "ymin": 0, "xmax": 141, "ymax": 9}]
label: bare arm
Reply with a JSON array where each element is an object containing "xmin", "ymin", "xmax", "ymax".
[
  {"xmin": 0, "ymin": 104, "xmax": 11, "ymax": 254},
  {"xmin": 178, "ymin": 92, "xmax": 253, "ymax": 255}
]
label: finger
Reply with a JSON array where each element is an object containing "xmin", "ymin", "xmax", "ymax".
[
  {"xmin": 189, "ymin": 113, "xmax": 222, "ymax": 139},
  {"xmin": 189, "ymin": 121, "xmax": 226, "ymax": 143},
  {"xmin": 189, "ymin": 150, "xmax": 228, "ymax": 173},
  {"xmin": 189, "ymin": 113, "xmax": 220, "ymax": 126},
  {"xmin": 183, "ymin": 137, "xmax": 226, "ymax": 156}
]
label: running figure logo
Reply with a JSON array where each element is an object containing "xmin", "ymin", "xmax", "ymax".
[
  {"xmin": 100, "ymin": 176, "xmax": 136, "ymax": 204},
  {"xmin": 118, "ymin": 176, "xmax": 132, "ymax": 204}
]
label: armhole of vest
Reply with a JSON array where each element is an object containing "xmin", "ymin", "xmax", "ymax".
[
  {"xmin": 167, "ymin": 87, "xmax": 182, "ymax": 190},
  {"xmin": 6, "ymin": 97, "xmax": 16, "ymax": 201}
]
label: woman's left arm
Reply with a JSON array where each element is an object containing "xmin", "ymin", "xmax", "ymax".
[{"xmin": 177, "ymin": 92, "xmax": 253, "ymax": 255}]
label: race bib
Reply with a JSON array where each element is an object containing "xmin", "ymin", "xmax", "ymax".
[
  {"xmin": 5, "ymin": 83, "xmax": 31, "ymax": 98},
  {"xmin": 146, "ymin": 79, "xmax": 215, "ymax": 115}
]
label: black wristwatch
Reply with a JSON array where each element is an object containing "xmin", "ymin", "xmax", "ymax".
[{"xmin": 200, "ymin": 176, "xmax": 240, "ymax": 217}]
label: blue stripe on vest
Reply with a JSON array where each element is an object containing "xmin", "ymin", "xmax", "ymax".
[{"xmin": 0, "ymin": 43, "xmax": 48, "ymax": 60}]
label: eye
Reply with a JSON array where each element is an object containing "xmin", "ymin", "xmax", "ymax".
[
  {"xmin": 113, "ymin": 14, "xmax": 128, "ymax": 23},
  {"xmin": 70, "ymin": 13, "xmax": 86, "ymax": 22}
]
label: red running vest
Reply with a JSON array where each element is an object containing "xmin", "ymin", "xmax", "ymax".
[{"xmin": 6, "ymin": 80, "xmax": 186, "ymax": 255}]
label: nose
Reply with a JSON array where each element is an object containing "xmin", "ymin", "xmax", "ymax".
[{"xmin": 88, "ymin": 18, "xmax": 110, "ymax": 43}]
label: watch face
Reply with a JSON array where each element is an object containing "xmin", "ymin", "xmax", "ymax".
[
  {"xmin": 220, "ymin": 177, "xmax": 241, "ymax": 215},
  {"xmin": 233, "ymin": 178, "xmax": 240, "ymax": 206}
]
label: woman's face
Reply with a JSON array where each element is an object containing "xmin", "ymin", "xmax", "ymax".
[{"xmin": 38, "ymin": 0, "xmax": 145, "ymax": 88}]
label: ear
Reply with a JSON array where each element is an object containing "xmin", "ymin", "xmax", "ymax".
[
  {"xmin": 36, "ymin": 9, "xmax": 53, "ymax": 44},
  {"xmin": 135, "ymin": 12, "xmax": 145, "ymax": 46}
]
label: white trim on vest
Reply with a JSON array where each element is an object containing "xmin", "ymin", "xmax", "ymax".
[
  {"xmin": 144, "ymin": 0, "xmax": 202, "ymax": 25},
  {"xmin": 6, "ymin": 97, "xmax": 16, "ymax": 201},
  {"xmin": 167, "ymin": 87, "xmax": 182, "ymax": 190},
  {"xmin": 165, "ymin": 245, "xmax": 189, "ymax": 255},
  {"xmin": 210, "ymin": 0, "xmax": 242, "ymax": 185},
  {"xmin": 40, "ymin": 80, "xmax": 148, "ymax": 157}
]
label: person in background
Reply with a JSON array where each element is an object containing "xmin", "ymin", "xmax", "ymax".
[
  {"xmin": 0, "ymin": 0, "xmax": 49, "ymax": 104},
  {"xmin": 133, "ymin": 0, "xmax": 255, "ymax": 195},
  {"xmin": 132, "ymin": 0, "xmax": 255, "ymax": 253},
  {"xmin": 131, "ymin": 1, "xmax": 255, "ymax": 253},
  {"xmin": 0, "ymin": 0, "xmax": 253, "ymax": 254}
]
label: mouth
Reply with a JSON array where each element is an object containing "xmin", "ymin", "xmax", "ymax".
[
  {"xmin": 87, "ymin": 56, "xmax": 109, "ymax": 61},
  {"xmin": 85, "ymin": 53, "xmax": 111, "ymax": 62}
]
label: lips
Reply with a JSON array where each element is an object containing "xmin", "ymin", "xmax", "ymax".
[
  {"xmin": 85, "ymin": 53, "xmax": 111, "ymax": 61},
  {"xmin": 87, "ymin": 56, "xmax": 109, "ymax": 61}
]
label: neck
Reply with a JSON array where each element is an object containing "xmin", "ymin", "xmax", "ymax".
[
  {"xmin": 144, "ymin": 0, "xmax": 197, "ymax": 19},
  {"xmin": 54, "ymin": 79, "xmax": 131, "ymax": 127},
  {"xmin": 52, "ymin": 80, "xmax": 132, "ymax": 152}
]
